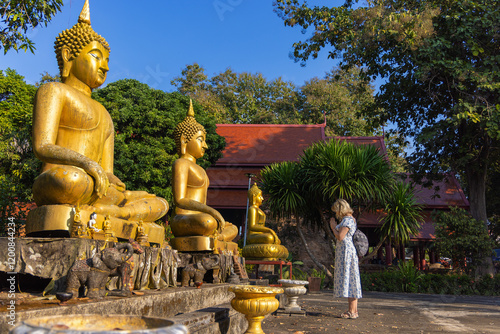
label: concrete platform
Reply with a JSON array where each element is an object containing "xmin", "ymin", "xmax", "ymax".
[
  {"xmin": 1, "ymin": 284, "xmax": 246, "ymax": 333},
  {"xmin": 262, "ymin": 290, "xmax": 500, "ymax": 333}
]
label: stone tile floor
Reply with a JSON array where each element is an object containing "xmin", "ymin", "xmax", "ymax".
[{"xmin": 262, "ymin": 291, "xmax": 500, "ymax": 333}]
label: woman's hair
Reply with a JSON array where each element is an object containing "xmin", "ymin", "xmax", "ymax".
[{"xmin": 331, "ymin": 199, "xmax": 353, "ymax": 219}]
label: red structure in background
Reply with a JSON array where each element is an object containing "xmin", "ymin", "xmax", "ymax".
[{"xmin": 207, "ymin": 122, "xmax": 470, "ymax": 270}]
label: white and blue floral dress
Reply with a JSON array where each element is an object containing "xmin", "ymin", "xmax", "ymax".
[{"xmin": 334, "ymin": 216, "xmax": 362, "ymax": 299}]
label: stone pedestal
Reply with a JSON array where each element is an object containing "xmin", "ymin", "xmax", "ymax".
[{"xmin": 277, "ymin": 279, "xmax": 309, "ymax": 313}]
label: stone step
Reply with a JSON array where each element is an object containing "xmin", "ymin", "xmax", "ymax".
[
  {"xmin": 173, "ymin": 303, "xmax": 246, "ymax": 334},
  {"xmin": 2, "ymin": 285, "xmax": 239, "ymax": 333}
]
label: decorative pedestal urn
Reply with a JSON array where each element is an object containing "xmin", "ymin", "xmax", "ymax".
[
  {"xmin": 278, "ymin": 279, "xmax": 309, "ymax": 312},
  {"xmin": 229, "ymin": 285, "xmax": 283, "ymax": 334}
]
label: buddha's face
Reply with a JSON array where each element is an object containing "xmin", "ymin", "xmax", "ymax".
[
  {"xmin": 255, "ymin": 191, "xmax": 263, "ymax": 206},
  {"xmin": 68, "ymin": 40, "xmax": 109, "ymax": 89},
  {"xmin": 185, "ymin": 130, "xmax": 208, "ymax": 159}
]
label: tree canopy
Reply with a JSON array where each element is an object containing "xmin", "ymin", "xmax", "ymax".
[
  {"xmin": 0, "ymin": 0, "xmax": 63, "ymax": 54},
  {"xmin": 0, "ymin": 69, "xmax": 40, "ymax": 228},
  {"xmin": 274, "ymin": 0, "xmax": 500, "ymax": 230},
  {"xmin": 171, "ymin": 63, "xmax": 381, "ymax": 136}
]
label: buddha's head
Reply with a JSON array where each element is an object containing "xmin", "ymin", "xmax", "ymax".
[
  {"xmin": 54, "ymin": 0, "xmax": 110, "ymax": 86},
  {"xmin": 174, "ymin": 100, "xmax": 207, "ymax": 157},
  {"xmin": 248, "ymin": 183, "xmax": 263, "ymax": 206}
]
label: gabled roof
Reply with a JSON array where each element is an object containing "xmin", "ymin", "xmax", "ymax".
[
  {"xmin": 405, "ymin": 174, "xmax": 470, "ymax": 209},
  {"xmin": 214, "ymin": 123, "xmax": 326, "ymax": 166},
  {"xmin": 328, "ymin": 136, "xmax": 387, "ymax": 157}
]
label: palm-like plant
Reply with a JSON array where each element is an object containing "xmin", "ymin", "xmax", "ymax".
[
  {"xmin": 260, "ymin": 161, "xmax": 334, "ymax": 280},
  {"xmin": 260, "ymin": 161, "xmax": 306, "ymax": 219},
  {"xmin": 364, "ymin": 180, "xmax": 424, "ymax": 261},
  {"xmin": 300, "ymin": 140, "xmax": 393, "ymax": 211},
  {"xmin": 381, "ymin": 181, "xmax": 423, "ymax": 245}
]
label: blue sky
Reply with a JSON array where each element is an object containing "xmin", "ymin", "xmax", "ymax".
[{"xmin": 2, "ymin": 0, "xmax": 343, "ymax": 92}]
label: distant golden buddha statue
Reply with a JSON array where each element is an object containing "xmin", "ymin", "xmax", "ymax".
[
  {"xmin": 170, "ymin": 101, "xmax": 238, "ymax": 252},
  {"xmin": 242, "ymin": 184, "xmax": 288, "ymax": 260},
  {"xmin": 26, "ymin": 0, "xmax": 168, "ymax": 245}
]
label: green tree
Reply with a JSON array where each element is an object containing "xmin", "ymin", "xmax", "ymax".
[
  {"xmin": 92, "ymin": 79, "xmax": 225, "ymax": 205},
  {"xmin": 1, "ymin": 0, "xmax": 63, "ymax": 53},
  {"xmin": 275, "ymin": 0, "xmax": 499, "ymax": 273},
  {"xmin": 172, "ymin": 64, "xmax": 303, "ymax": 124},
  {"xmin": 434, "ymin": 207, "xmax": 495, "ymax": 275},
  {"xmin": 299, "ymin": 67, "xmax": 379, "ymax": 137},
  {"xmin": 0, "ymin": 68, "xmax": 40, "ymax": 231}
]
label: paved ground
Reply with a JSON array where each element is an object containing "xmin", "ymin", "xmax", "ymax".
[{"xmin": 262, "ymin": 291, "xmax": 500, "ymax": 334}]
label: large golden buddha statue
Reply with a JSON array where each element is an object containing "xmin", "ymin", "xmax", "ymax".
[
  {"xmin": 242, "ymin": 184, "xmax": 288, "ymax": 260},
  {"xmin": 170, "ymin": 101, "xmax": 238, "ymax": 252},
  {"xmin": 26, "ymin": 0, "xmax": 168, "ymax": 244}
]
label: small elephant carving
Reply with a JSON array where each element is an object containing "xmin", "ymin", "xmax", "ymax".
[
  {"xmin": 181, "ymin": 255, "xmax": 220, "ymax": 287},
  {"xmin": 66, "ymin": 243, "xmax": 134, "ymax": 299}
]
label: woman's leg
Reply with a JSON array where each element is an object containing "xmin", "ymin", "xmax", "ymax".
[{"xmin": 348, "ymin": 297, "xmax": 358, "ymax": 314}]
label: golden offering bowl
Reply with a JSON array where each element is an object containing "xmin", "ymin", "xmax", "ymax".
[{"xmin": 228, "ymin": 285, "xmax": 283, "ymax": 334}]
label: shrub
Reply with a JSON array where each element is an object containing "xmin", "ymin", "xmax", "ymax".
[{"xmin": 361, "ymin": 270, "xmax": 500, "ymax": 296}]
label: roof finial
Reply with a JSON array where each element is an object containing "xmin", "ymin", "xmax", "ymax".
[
  {"xmin": 78, "ymin": 0, "xmax": 91, "ymax": 25},
  {"xmin": 187, "ymin": 99, "xmax": 195, "ymax": 117}
]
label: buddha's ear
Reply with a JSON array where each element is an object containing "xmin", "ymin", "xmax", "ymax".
[
  {"xmin": 180, "ymin": 134, "xmax": 187, "ymax": 155},
  {"xmin": 61, "ymin": 46, "xmax": 72, "ymax": 79}
]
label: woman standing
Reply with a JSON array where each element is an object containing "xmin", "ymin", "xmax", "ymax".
[{"xmin": 331, "ymin": 199, "xmax": 362, "ymax": 319}]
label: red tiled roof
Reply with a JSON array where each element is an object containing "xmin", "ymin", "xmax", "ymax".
[
  {"xmin": 406, "ymin": 174, "xmax": 470, "ymax": 209},
  {"xmin": 215, "ymin": 123, "xmax": 326, "ymax": 166},
  {"xmin": 207, "ymin": 167, "xmax": 262, "ymax": 188},
  {"xmin": 328, "ymin": 136, "xmax": 387, "ymax": 156}
]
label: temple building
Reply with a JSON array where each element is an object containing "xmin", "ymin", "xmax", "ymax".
[{"xmin": 207, "ymin": 122, "xmax": 470, "ymax": 270}]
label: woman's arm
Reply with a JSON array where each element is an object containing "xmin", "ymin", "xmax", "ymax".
[{"xmin": 331, "ymin": 217, "xmax": 349, "ymax": 241}]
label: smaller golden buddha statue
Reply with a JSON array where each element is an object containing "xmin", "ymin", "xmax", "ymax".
[
  {"xmin": 242, "ymin": 184, "xmax": 288, "ymax": 260},
  {"xmin": 170, "ymin": 100, "xmax": 238, "ymax": 252},
  {"xmin": 136, "ymin": 220, "xmax": 150, "ymax": 247}
]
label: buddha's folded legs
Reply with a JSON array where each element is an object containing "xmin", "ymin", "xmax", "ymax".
[
  {"xmin": 171, "ymin": 213, "xmax": 218, "ymax": 237},
  {"xmin": 33, "ymin": 165, "xmax": 168, "ymax": 222},
  {"xmin": 33, "ymin": 166, "xmax": 95, "ymax": 206},
  {"xmin": 90, "ymin": 196, "xmax": 169, "ymax": 222},
  {"xmin": 247, "ymin": 232, "xmax": 278, "ymax": 245},
  {"xmin": 219, "ymin": 223, "xmax": 238, "ymax": 242}
]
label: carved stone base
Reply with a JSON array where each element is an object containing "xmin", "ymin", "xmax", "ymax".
[
  {"xmin": 171, "ymin": 236, "xmax": 238, "ymax": 252},
  {"xmin": 26, "ymin": 205, "xmax": 165, "ymax": 246},
  {"xmin": 242, "ymin": 244, "xmax": 289, "ymax": 261}
]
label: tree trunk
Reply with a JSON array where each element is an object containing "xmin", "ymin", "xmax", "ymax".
[
  {"xmin": 466, "ymin": 164, "xmax": 495, "ymax": 276},
  {"xmin": 320, "ymin": 211, "xmax": 336, "ymax": 259},
  {"xmin": 295, "ymin": 217, "xmax": 334, "ymax": 283}
]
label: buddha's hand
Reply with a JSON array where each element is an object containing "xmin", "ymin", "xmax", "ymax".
[
  {"xmin": 107, "ymin": 173, "xmax": 126, "ymax": 192},
  {"xmin": 84, "ymin": 160, "xmax": 110, "ymax": 198},
  {"xmin": 215, "ymin": 212, "xmax": 226, "ymax": 232},
  {"xmin": 272, "ymin": 231, "xmax": 280, "ymax": 245}
]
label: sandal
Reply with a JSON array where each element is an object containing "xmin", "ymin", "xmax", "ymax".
[{"xmin": 340, "ymin": 311, "xmax": 359, "ymax": 319}]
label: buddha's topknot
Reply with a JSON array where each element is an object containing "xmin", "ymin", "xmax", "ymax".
[
  {"xmin": 54, "ymin": 0, "xmax": 110, "ymax": 77},
  {"xmin": 173, "ymin": 100, "xmax": 206, "ymax": 154}
]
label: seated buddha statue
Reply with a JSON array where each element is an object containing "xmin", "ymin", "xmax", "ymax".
[
  {"xmin": 170, "ymin": 101, "xmax": 238, "ymax": 251},
  {"xmin": 242, "ymin": 184, "xmax": 288, "ymax": 260},
  {"xmin": 27, "ymin": 0, "xmax": 168, "ymax": 243}
]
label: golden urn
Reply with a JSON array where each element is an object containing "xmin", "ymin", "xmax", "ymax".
[{"xmin": 228, "ymin": 285, "xmax": 283, "ymax": 334}]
